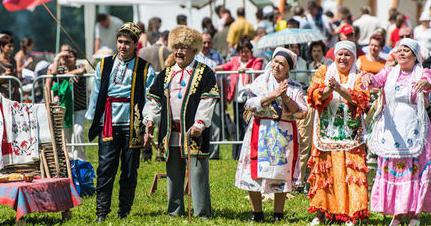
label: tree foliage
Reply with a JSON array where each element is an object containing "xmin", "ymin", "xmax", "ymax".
[{"xmin": 0, "ymin": 3, "xmax": 132, "ymax": 56}]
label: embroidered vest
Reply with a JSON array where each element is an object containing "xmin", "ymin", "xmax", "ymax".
[
  {"xmin": 88, "ymin": 55, "xmax": 150, "ymax": 148},
  {"xmin": 148, "ymin": 61, "xmax": 220, "ymax": 158}
]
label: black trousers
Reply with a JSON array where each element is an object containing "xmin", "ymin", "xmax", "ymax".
[
  {"xmin": 96, "ymin": 127, "xmax": 140, "ymax": 217},
  {"xmin": 232, "ymin": 101, "xmax": 246, "ymax": 160}
]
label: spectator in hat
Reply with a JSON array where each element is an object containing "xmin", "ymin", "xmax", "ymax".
[{"xmin": 325, "ymin": 24, "xmax": 364, "ymax": 61}]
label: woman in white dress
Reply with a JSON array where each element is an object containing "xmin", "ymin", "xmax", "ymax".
[{"xmin": 234, "ymin": 47, "xmax": 307, "ymax": 222}]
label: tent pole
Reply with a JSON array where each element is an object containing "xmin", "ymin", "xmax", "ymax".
[
  {"xmin": 209, "ymin": 0, "xmax": 213, "ymax": 20},
  {"xmin": 187, "ymin": 0, "xmax": 192, "ymax": 27},
  {"xmin": 55, "ymin": 2, "xmax": 61, "ymax": 53}
]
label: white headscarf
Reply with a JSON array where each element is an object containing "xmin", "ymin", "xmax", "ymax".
[
  {"xmin": 334, "ymin": 40, "xmax": 357, "ymax": 60},
  {"xmin": 272, "ymin": 47, "xmax": 297, "ymax": 70},
  {"xmin": 399, "ymin": 38, "xmax": 422, "ymax": 64}
]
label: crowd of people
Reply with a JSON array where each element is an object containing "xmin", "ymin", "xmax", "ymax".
[{"xmin": 2, "ymin": 0, "xmax": 431, "ymax": 225}]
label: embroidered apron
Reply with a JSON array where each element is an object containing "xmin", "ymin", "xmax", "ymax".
[
  {"xmin": 368, "ymin": 65, "xmax": 428, "ymax": 158},
  {"xmin": 248, "ymin": 73, "xmax": 299, "ymax": 180},
  {"xmin": 313, "ymin": 65, "xmax": 365, "ymax": 151}
]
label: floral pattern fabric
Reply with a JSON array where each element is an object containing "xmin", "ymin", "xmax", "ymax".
[
  {"xmin": 235, "ymin": 70, "xmax": 304, "ymax": 194},
  {"xmin": 256, "ymin": 119, "xmax": 295, "ymax": 181},
  {"xmin": 1, "ymin": 98, "xmax": 39, "ymax": 168},
  {"xmin": 371, "ymin": 137, "xmax": 431, "ymax": 215},
  {"xmin": 307, "ymin": 65, "xmax": 370, "ymax": 222},
  {"xmin": 368, "ymin": 65, "xmax": 431, "ymax": 215},
  {"xmin": 235, "ymin": 117, "xmax": 298, "ymax": 194}
]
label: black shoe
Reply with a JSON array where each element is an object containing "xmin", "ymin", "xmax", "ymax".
[
  {"xmin": 273, "ymin": 212, "xmax": 284, "ymax": 222},
  {"xmin": 95, "ymin": 215, "xmax": 106, "ymax": 223},
  {"xmin": 118, "ymin": 212, "xmax": 129, "ymax": 219},
  {"xmin": 250, "ymin": 212, "xmax": 264, "ymax": 222},
  {"xmin": 156, "ymin": 156, "xmax": 166, "ymax": 162}
]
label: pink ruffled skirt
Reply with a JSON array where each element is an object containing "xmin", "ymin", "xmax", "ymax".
[{"xmin": 371, "ymin": 130, "xmax": 431, "ymax": 215}]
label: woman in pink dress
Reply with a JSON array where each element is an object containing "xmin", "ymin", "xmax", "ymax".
[{"xmin": 364, "ymin": 38, "xmax": 431, "ymax": 226}]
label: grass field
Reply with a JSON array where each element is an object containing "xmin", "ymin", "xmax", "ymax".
[{"xmin": 1, "ymin": 144, "xmax": 431, "ymax": 225}]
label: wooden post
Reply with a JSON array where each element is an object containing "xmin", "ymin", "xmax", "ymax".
[
  {"xmin": 209, "ymin": 0, "xmax": 213, "ymax": 20},
  {"xmin": 369, "ymin": 0, "xmax": 376, "ymax": 16},
  {"xmin": 278, "ymin": 0, "xmax": 286, "ymax": 13},
  {"xmin": 417, "ymin": 2, "xmax": 423, "ymax": 24},
  {"xmin": 391, "ymin": 0, "xmax": 398, "ymax": 8}
]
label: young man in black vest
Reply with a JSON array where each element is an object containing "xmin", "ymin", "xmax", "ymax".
[
  {"xmin": 143, "ymin": 25, "xmax": 219, "ymax": 218},
  {"xmin": 85, "ymin": 22, "xmax": 155, "ymax": 222}
]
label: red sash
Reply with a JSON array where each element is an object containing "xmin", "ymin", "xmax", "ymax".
[{"xmin": 102, "ymin": 96, "xmax": 129, "ymax": 141}]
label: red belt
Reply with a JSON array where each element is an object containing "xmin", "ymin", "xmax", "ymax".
[{"xmin": 102, "ymin": 96, "xmax": 130, "ymax": 141}]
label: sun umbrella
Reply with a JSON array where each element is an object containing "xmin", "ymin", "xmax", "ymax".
[
  {"xmin": 2, "ymin": 0, "xmax": 50, "ymax": 12},
  {"xmin": 256, "ymin": 28, "xmax": 326, "ymax": 49}
]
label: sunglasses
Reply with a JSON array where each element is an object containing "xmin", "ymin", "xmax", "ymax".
[
  {"xmin": 172, "ymin": 44, "xmax": 191, "ymax": 50},
  {"xmin": 400, "ymin": 35, "xmax": 412, "ymax": 38}
]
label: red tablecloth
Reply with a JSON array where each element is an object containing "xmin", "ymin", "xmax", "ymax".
[{"xmin": 0, "ymin": 178, "xmax": 80, "ymax": 221}]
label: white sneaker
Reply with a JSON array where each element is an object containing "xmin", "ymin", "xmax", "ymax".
[
  {"xmin": 345, "ymin": 221, "xmax": 355, "ymax": 226},
  {"xmin": 389, "ymin": 217, "xmax": 401, "ymax": 226},
  {"xmin": 309, "ymin": 217, "xmax": 320, "ymax": 226},
  {"xmin": 408, "ymin": 219, "xmax": 420, "ymax": 226}
]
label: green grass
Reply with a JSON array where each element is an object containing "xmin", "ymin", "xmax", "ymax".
[{"xmin": 1, "ymin": 144, "xmax": 431, "ymax": 225}]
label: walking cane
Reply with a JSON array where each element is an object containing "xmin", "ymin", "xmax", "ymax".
[{"xmin": 186, "ymin": 130, "xmax": 192, "ymax": 223}]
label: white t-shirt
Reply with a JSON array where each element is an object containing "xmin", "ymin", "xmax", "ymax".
[
  {"xmin": 414, "ymin": 25, "xmax": 431, "ymax": 52},
  {"xmin": 95, "ymin": 16, "xmax": 124, "ymax": 51},
  {"xmin": 353, "ymin": 14, "xmax": 381, "ymax": 46}
]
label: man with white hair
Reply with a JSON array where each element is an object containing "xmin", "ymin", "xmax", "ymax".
[{"xmin": 143, "ymin": 26, "xmax": 219, "ymax": 218}]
